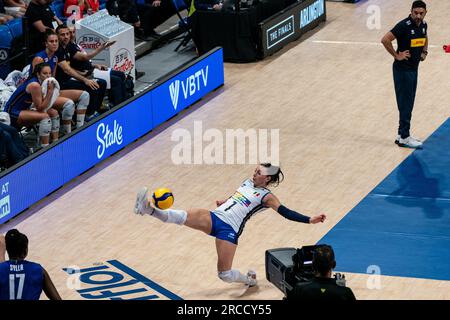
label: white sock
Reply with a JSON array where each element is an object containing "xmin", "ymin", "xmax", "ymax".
[
  {"xmin": 76, "ymin": 114, "xmax": 85, "ymax": 128},
  {"xmin": 218, "ymin": 269, "xmax": 249, "ymax": 284},
  {"xmin": 64, "ymin": 124, "xmax": 71, "ymax": 134},
  {"xmin": 147, "ymin": 205, "xmax": 187, "ymax": 225}
]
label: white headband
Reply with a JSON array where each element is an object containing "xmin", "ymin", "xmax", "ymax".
[{"xmin": 260, "ymin": 165, "xmax": 280, "ymax": 176}]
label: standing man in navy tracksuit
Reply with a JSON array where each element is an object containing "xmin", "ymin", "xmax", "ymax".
[
  {"xmin": 0, "ymin": 229, "xmax": 61, "ymax": 300},
  {"xmin": 381, "ymin": 1, "xmax": 428, "ymax": 149}
]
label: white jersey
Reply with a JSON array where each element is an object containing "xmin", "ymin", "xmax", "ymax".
[{"xmin": 213, "ymin": 179, "xmax": 272, "ymax": 236}]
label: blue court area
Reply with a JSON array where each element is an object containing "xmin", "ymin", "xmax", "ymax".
[{"xmin": 319, "ymin": 118, "xmax": 450, "ymax": 281}]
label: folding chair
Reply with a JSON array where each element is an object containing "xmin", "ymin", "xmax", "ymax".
[{"xmin": 170, "ymin": 0, "xmax": 194, "ymax": 51}]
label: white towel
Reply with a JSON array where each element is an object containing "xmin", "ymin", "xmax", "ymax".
[{"xmin": 41, "ymin": 77, "xmax": 61, "ymax": 111}]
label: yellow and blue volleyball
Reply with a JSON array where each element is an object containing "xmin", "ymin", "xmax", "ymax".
[{"xmin": 152, "ymin": 188, "xmax": 174, "ymax": 210}]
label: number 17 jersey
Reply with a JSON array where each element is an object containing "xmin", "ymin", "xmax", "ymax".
[{"xmin": 0, "ymin": 260, "xmax": 44, "ymax": 300}]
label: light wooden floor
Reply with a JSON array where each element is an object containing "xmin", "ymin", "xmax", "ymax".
[{"xmin": 1, "ymin": 0, "xmax": 450, "ymax": 300}]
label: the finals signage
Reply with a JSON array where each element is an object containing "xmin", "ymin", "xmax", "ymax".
[
  {"xmin": 267, "ymin": 16, "xmax": 295, "ymax": 50},
  {"xmin": 260, "ymin": 0, "xmax": 326, "ymax": 58}
]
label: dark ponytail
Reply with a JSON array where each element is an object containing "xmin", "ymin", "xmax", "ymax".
[{"xmin": 5, "ymin": 229, "xmax": 28, "ymax": 259}]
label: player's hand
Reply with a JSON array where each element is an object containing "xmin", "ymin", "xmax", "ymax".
[
  {"xmin": 396, "ymin": 50, "xmax": 411, "ymax": 61},
  {"xmin": 84, "ymin": 79, "xmax": 99, "ymax": 90},
  {"xmin": 213, "ymin": 3, "xmax": 223, "ymax": 10},
  {"xmin": 103, "ymin": 41, "xmax": 116, "ymax": 49},
  {"xmin": 216, "ymin": 200, "xmax": 225, "ymax": 207},
  {"xmin": 47, "ymin": 80, "xmax": 55, "ymax": 92},
  {"xmin": 152, "ymin": 0, "xmax": 161, "ymax": 6},
  {"xmin": 309, "ymin": 214, "xmax": 326, "ymax": 224}
]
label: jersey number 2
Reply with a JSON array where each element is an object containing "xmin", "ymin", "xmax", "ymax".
[{"xmin": 9, "ymin": 274, "xmax": 25, "ymax": 300}]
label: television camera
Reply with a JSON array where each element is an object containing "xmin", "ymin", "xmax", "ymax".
[{"xmin": 265, "ymin": 245, "xmax": 346, "ymax": 297}]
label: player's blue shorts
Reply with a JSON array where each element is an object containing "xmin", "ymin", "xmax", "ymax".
[{"xmin": 210, "ymin": 211, "xmax": 238, "ymax": 245}]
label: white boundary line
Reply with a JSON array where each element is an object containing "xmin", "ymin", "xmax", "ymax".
[{"xmin": 309, "ymin": 40, "xmax": 439, "ymax": 48}]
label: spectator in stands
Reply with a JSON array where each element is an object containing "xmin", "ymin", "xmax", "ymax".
[
  {"xmin": 0, "ymin": 121, "xmax": 30, "ymax": 169},
  {"xmin": 3, "ymin": 62, "xmax": 70, "ymax": 147},
  {"xmin": 63, "ymin": 0, "xmax": 99, "ymax": 19},
  {"xmin": 0, "ymin": 229, "xmax": 62, "ymax": 300},
  {"xmin": 0, "ymin": 0, "xmax": 15, "ymax": 24},
  {"xmin": 108, "ymin": 0, "xmax": 145, "ymax": 38},
  {"xmin": 25, "ymin": 0, "xmax": 63, "ymax": 54},
  {"xmin": 31, "ymin": 30, "xmax": 89, "ymax": 133},
  {"xmin": 68, "ymin": 25, "xmax": 128, "ymax": 107},
  {"xmin": 194, "ymin": 0, "xmax": 222, "ymax": 11},
  {"xmin": 55, "ymin": 24, "xmax": 107, "ymax": 119},
  {"xmin": 135, "ymin": 0, "xmax": 176, "ymax": 38},
  {"xmin": 3, "ymin": 0, "xmax": 26, "ymax": 17},
  {"xmin": 5, "ymin": 0, "xmax": 27, "ymax": 8}
]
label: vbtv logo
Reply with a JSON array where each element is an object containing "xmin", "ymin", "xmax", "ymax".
[
  {"xmin": 169, "ymin": 80, "xmax": 180, "ymax": 110},
  {"xmin": 169, "ymin": 65, "xmax": 209, "ymax": 110}
]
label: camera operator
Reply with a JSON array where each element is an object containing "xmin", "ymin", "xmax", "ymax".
[{"xmin": 286, "ymin": 245, "xmax": 356, "ymax": 301}]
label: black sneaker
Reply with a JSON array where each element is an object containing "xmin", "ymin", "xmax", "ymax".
[{"xmin": 134, "ymin": 27, "xmax": 146, "ymax": 40}]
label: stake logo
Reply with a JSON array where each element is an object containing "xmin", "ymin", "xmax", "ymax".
[{"xmin": 96, "ymin": 120, "xmax": 123, "ymax": 159}]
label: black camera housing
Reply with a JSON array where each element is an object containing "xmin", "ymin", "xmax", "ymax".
[{"xmin": 265, "ymin": 246, "xmax": 320, "ymax": 295}]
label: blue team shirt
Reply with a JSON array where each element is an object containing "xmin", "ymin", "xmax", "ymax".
[
  {"xmin": 3, "ymin": 77, "xmax": 40, "ymax": 119},
  {"xmin": 0, "ymin": 260, "xmax": 44, "ymax": 300},
  {"xmin": 33, "ymin": 50, "xmax": 58, "ymax": 74}
]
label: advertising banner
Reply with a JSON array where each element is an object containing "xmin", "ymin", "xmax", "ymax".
[{"xmin": 260, "ymin": 0, "xmax": 326, "ymax": 58}]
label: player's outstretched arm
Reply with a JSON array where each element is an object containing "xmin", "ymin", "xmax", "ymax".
[{"xmin": 264, "ymin": 194, "xmax": 326, "ymax": 224}]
